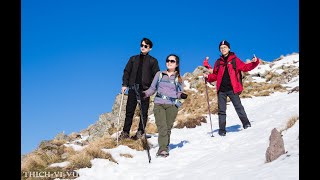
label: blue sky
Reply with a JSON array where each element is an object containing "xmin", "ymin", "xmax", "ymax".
[{"xmin": 21, "ymin": 0, "xmax": 299, "ymax": 154}]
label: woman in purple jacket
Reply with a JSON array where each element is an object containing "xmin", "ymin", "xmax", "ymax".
[{"xmin": 143, "ymin": 54, "xmax": 188, "ymax": 157}]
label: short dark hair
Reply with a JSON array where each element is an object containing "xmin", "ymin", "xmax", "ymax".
[{"xmin": 141, "ymin": 37, "xmax": 153, "ymax": 48}]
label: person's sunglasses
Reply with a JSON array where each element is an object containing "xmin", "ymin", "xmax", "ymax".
[
  {"xmin": 166, "ymin": 59, "xmax": 176, "ymax": 63},
  {"xmin": 140, "ymin": 44, "xmax": 149, "ymax": 48}
]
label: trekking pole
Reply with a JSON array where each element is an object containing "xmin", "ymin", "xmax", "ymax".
[
  {"xmin": 133, "ymin": 84, "xmax": 152, "ymax": 163},
  {"xmin": 204, "ymin": 78, "xmax": 214, "ymax": 137},
  {"xmin": 116, "ymin": 91, "xmax": 125, "ymax": 146}
]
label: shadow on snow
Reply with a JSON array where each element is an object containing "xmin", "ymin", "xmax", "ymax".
[
  {"xmin": 208, "ymin": 124, "xmax": 242, "ymax": 135},
  {"xmin": 168, "ymin": 140, "xmax": 189, "ymax": 150}
]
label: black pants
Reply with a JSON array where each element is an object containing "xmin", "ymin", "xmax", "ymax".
[
  {"xmin": 122, "ymin": 88, "xmax": 150, "ymax": 134},
  {"xmin": 218, "ymin": 90, "xmax": 250, "ymax": 130}
]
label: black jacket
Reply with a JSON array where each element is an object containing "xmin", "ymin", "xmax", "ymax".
[{"xmin": 122, "ymin": 54, "xmax": 160, "ymax": 90}]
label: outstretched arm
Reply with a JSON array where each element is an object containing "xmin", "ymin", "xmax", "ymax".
[
  {"xmin": 237, "ymin": 55, "xmax": 260, "ymax": 72},
  {"xmin": 143, "ymin": 71, "xmax": 161, "ymax": 97}
]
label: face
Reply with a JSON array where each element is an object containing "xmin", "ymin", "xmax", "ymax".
[
  {"xmin": 140, "ymin": 41, "xmax": 151, "ymax": 54},
  {"xmin": 166, "ymin": 56, "xmax": 178, "ymax": 71},
  {"xmin": 219, "ymin": 45, "xmax": 230, "ymax": 56}
]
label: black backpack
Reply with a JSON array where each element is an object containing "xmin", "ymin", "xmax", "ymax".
[{"xmin": 216, "ymin": 58, "xmax": 244, "ymax": 86}]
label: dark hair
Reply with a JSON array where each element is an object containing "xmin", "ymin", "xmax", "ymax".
[
  {"xmin": 141, "ymin": 37, "xmax": 153, "ymax": 48},
  {"xmin": 166, "ymin": 54, "xmax": 182, "ymax": 83}
]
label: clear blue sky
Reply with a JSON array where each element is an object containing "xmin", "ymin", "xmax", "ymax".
[{"xmin": 21, "ymin": 0, "xmax": 299, "ymax": 154}]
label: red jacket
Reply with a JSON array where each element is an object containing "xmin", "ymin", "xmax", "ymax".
[{"xmin": 203, "ymin": 52, "xmax": 260, "ymax": 94}]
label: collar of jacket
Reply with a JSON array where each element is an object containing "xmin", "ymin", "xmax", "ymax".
[
  {"xmin": 140, "ymin": 52, "xmax": 149, "ymax": 56},
  {"xmin": 219, "ymin": 52, "xmax": 236, "ymax": 63},
  {"xmin": 161, "ymin": 70, "xmax": 178, "ymax": 76}
]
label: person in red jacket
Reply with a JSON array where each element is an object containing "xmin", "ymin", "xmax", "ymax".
[{"xmin": 203, "ymin": 40, "xmax": 260, "ymax": 136}]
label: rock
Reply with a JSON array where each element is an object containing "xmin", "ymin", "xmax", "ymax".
[{"xmin": 265, "ymin": 128, "xmax": 285, "ymax": 163}]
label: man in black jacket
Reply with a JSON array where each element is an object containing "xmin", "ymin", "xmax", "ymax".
[{"xmin": 119, "ymin": 37, "xmax": 160, "ymax": 140}]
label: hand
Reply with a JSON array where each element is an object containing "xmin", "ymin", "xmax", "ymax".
[
  {"xmin": 203, "ymin": 73, "xmax": 209, "ymax": 79},
  {"xmin": 141, "ymin": 91, "xmax": 147, "ymax": 99},
  {"xmin": 252, "ymin": 54, "xmax": 258, "ymax": 62},
  {"xmin": 121, "ymin": 86, "xmax": 127, "ymax": 93},
  {"xmin": 180, "ymin": 93, "xmax": 188, "ymax": 99},
  {"xmin": 208, "ymin": 69, "xmax": 213, "ymax": 74}
]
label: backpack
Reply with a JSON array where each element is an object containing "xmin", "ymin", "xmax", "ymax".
[{"xmin": 216, "ymin": 58, "xmax": 244, "ymax": 86}]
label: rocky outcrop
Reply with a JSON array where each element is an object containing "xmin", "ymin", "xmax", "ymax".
[{"xmin": 265, "ymin": 128, "xmax": 285, "ymax": 163}]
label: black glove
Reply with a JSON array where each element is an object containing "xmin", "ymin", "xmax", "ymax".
[
  {"xmin": 180, "ymin": 93, "xmax": 188, "ymax": 99},
  {"xmin": 141, "ymin": 91, "xmax": 147, "ymax": 99}
]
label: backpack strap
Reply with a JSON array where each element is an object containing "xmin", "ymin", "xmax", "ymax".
[
  {"xmin": 231, "ymin": 58, "xmax": 238, "ymax": 82},
  {"xmin": 156, "ymin": 72, "xmax": 163, "ymax": 90},
  {"xmin": 232, "ymin": 58, "xmax": 243, "ymax": 84},
  {"xmin": 174, "ymin": 75, "xmax": 181, "ymax": 92},
  {"xmin": 232, "ymin": 58, "xmax": 237, "ymax": 71}
]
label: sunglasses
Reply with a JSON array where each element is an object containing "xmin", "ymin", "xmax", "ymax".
[
  {"xmin": 140, "ymin": 44, "xmax": 149, "ymax": 48},
  {"xmin": 166, "ymin": 59, "xmax": 176, "ymax": 63}
]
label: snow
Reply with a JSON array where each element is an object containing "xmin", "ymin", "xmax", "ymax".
[
  {"xmin": 271, "ymin": 54, "xmax": 299, "ymax": 69},
  {"xmin": 252, "ymin": 76, "xmax": 266, "ymax": 83},
  {"xmin": 183, "ymin": 80, "xmax": 198, "ymax": 93},
  {"xmin": 49, "ymin": 161, "xmax": 70, "ymax": 168},
  {"xmin": 71, "ymin": 91, "xmax": 299, "ymax": 180},
  {"xmin": 183, "ymin": 80, "xmax": 191, "ymax": 89},
  {"xmin": 284, "ymin": 76, "xmax": 299, "ymax": 89},
  {"xmin": 249, "ymin": 53, "xmax": 299, "ymax": 76}
]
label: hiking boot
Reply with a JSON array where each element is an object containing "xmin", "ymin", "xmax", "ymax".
[
  {"xmin": 118, "ymin": 131, "xmax": 129, "ymax": 140},
  {"xmin": 131, "ymin": 130, "xmax": 144, "ymax": 140},
  {"xmin": 243, "ymin": 122, "xmax": 251, "ymax": 129},
  {"xmin": 218, "ymin": 129, "xmax": 226, "ymax": 136},
  {"xmin": 156, "ymin": 150, "xmax": 169, "ymax": 157}
]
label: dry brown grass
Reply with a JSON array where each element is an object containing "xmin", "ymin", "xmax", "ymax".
[
  {"xmin": 67, "ymin": 151, "xmax": 92, "ymax": 170},
  {"xmin": 239, "ymin": 94, "xmax": 252, "ymax": 98},
  {"xmin": 21, "ymin": 153, "xmax": 47, "ymax": 172},
  {"xmin": 89, "ymin": 136, "xmax": 117, "ymax": 149},
  {"xmin": 280, "ymin": 115, "xmax": 299, "ymax": 133},
  {"xmin": 179, "ymin": 88, "xmax": 218, "ymax": 115},
  {"xmin": 63, "ymin": 146, "xmax": 77, "ymax": 157},
  {"xmin": 51, "ymin": 139, "xmax": 67, "ymax": 146},
  {"xmin": 175, "ymin": 83, "xmax": 217, "ymax": 127},
  {"xmin": 66, "ymin": 142, "xmax": 117, "ymax": 170},
  {"xmin": 21, "ymin": 150, "xmax": 61, "ymax": 172},
  {"xmin": 118, "ymin": 138, "xmax": 145, "ymax": 151},
  {"xmin": 256, "ymin": 90, "xmax": 271, "ymax": 96},
  {"xmin": 146, "ymin": 122, "xmax": 158, "ymax": 134},
  {"xmin": 107, "ymin": 123, "xmax": 118, "ymax": 136},
  {"xmin": 265, "ymin": 74, "xmax": 273, "ymax": 82},
  {"xmin": 271, "ymin": 83, "xmax": 287, "ymax": 92},
  {"xmin": 174, "ymin": 116, "xmax": 206, "ymax": 129},
  {"xmin": 120, "ymin": 153, "xmax": 133, "ymax": 158},
  {"xmin": 84, "ymin": 146, "xmax": 117, "ymax": 164},
  {"xmin": 240, "ymin": 81, "xmax": 286, "ymax": 98}
]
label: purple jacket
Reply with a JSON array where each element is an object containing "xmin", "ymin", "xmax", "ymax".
[{"xmin": 144, "ymin": 71, "xmax": 184, "ymax": 105}]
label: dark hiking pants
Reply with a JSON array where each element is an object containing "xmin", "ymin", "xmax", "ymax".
[
  {"xmin": 218, "ymin": 90, "xmax": 250, "ymax": 131},
  {"xmin": 123, "ymin": 88, "xmax": 150, "ymax": 134}
]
